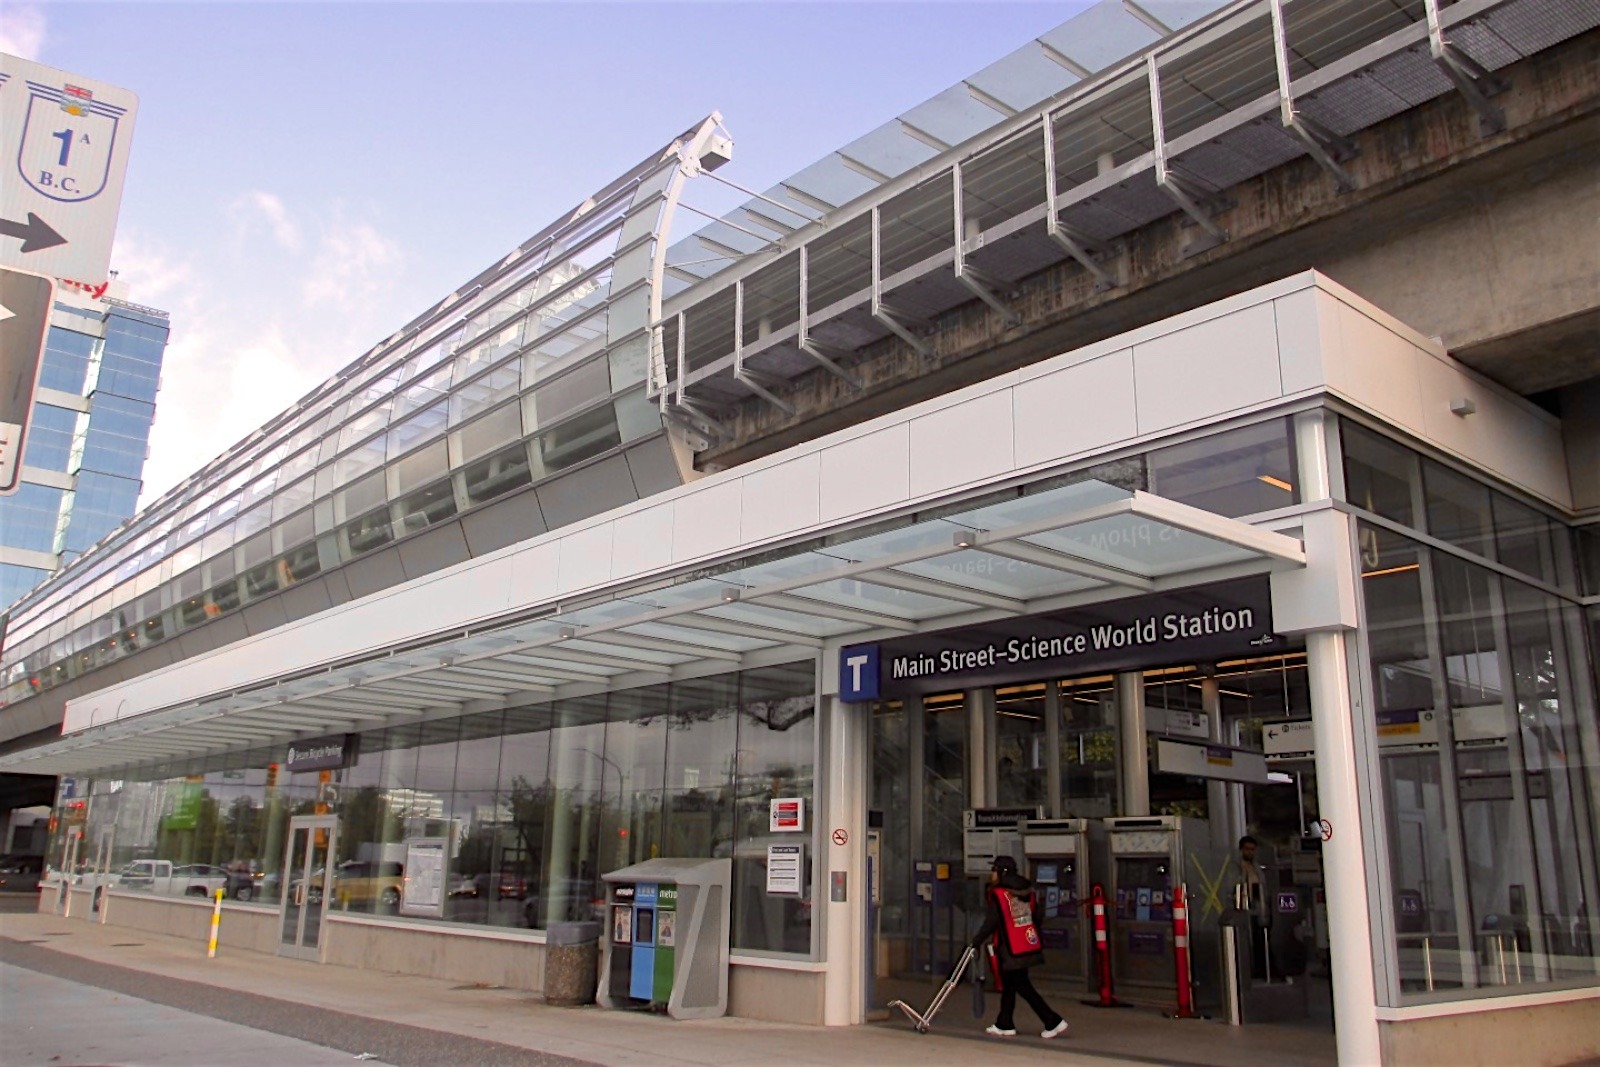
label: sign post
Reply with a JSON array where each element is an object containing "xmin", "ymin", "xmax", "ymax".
[{"xmin": 0, "ymin": 265, "xmax": 54, "ymax": 493}]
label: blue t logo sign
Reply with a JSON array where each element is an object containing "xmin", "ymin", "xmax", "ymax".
[{"xmin": 839, "ymin": 645, "xmax": 880, "ymax": 702}]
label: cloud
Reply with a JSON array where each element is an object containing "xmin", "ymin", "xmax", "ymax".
[
  {"xmin": 301, "ymin": 214, "xmax": 406, "ymax": 307},
  {"xmin": 111, "ymin": 197, "xmax": 418, "ymax": 507},
  {"xmin": 229, "ymin": 190, "xmax": 303, "ymax": 252},
  {"xmin": 0, "ymin": 4, "xmax": 46, "ymax": 59}
]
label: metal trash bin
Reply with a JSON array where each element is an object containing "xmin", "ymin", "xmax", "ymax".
[{"xmin": 544, "ymin": 921, "xmax": 601, "ymax": 1006}]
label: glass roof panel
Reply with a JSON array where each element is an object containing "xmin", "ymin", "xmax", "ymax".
[
  {"xmin": 785, "ymin": 578, "xmax": 966, "ymax": 621},
  {"xmin": 899, "ymin": 85, "xmax": 1009, "ymax": 148},
  {"xmin": 820, "ymin": 519, "xmax": 968, "ymax": 563},
  {"xmin": 839, "ymin": 123, "xmax": 941, "ymax": 178},
  {"xmin": 966, "ymin": 48, "xmax": 1081, "ymax": 112},
  {"xmin": 892, "ymin": 551, "xmax": 1106, "ymax": 599},
  {"xmin": 698, "ymin": 601, "xmax": 857, "ymax": 637},
  {"xmin": 619, "ymin": 620, "xmax": 772, "ymax": 653},
  {"xmin": 941, "ymin": 479, "xmax": 1131, "ymax": 531},
  {"xmin": 1039, "ymin": 4, "xmax": 1159, "ymax": 72},
  {"xmin": 1024, "ymin": 515, "xmax": 1256, "ymax": 576}
]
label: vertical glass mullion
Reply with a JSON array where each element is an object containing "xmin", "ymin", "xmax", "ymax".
[
  {"xmin": 1414, "ymin": 544, "xmax": 1481, "ymax": 988},
  {"xmin": 1482, "ymin": 572, "xmax": 1550, "ymax": 983}
]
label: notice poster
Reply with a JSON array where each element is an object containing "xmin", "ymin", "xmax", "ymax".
[
  {"xmin": 613, "ymin": 905, "xmax": 633, "ymax": 944},
  {"xmin": 400, "ymin": 840, "xmax": 446, "ymax": 916},
  {"xmin": 658, "ymin": 909, "xmax": 676, "ymax": 947},
  {"xmin": 767, "ymin": 843, "xmax": 803, "ymax": 895}
]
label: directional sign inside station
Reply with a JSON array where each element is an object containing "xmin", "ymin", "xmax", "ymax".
[
  {"xmin": 0, "ymin": 53, "xmax": 140, "ymax": 289},
  {"xmin": 0, "ymin": 265, "xmax": 56, "ymax": 494}
]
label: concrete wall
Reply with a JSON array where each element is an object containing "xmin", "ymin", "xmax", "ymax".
[
  {"xmin": 728, "ymin": 962, "xmax": 826, "ymax": 1025},
  {"xmin": 322, "ymin": 916, "xmax": 544, "ymax": 992},
  {"xmin": 54, "ymin": 890, "xmax": 281, "ymax": 955},
  {"xmin": 1379, "ymin": 995, "xmax": 1600, "ymax": 1067}
]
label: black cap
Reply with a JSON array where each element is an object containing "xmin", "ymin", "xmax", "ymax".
[{"xmin": 991, "ymin": 856, "xmax": 1018, "ymax": 875}]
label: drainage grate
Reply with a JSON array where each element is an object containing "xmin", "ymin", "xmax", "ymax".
[{"xmin": 110, "ymin": 942, "xmax": 144, "ymax": 948}]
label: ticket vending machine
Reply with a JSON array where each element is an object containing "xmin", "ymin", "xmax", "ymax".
[
  {"xmin": 599, "ymin": 858, "xmax": 731, "ymax": 1019},
  {"xmin": 1103, "ymin": 816, "xmax": 1226, "ymax": 1006},
  {"xmin": 1021, "ymin": 819, "xmax": 1102, "ymax": 990}
]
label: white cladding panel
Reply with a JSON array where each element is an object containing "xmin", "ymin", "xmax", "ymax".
[
  {"xmin": 908, "ymin": 387, "xmax": 1015, "ymax": 498},
  {"xmin": 673, "ymin": 478, "xmax": 744, "ymax": 562},
  {"xmin": 59, "ymin": 272, "xmax": 1575, "ymax": 735},
  {"xmin": 1325, "ymin": 302, "xmax": 1429, "ymax": 435},
  {"xmin": 611, "ymin": 500, "xmax": 676, "ymax": 577},
  {"xmin": 818, "ymin": 424, "xmax": 910, "ymax": 523},
  {"xmin": 1273, "ymin": 288, "xmax": 1342, "ymax": 397},
  {"xmin": 557, "ymin": 521, "xmax": 615, "ymax": 595},
  {"xmin": 1134, "ymin": 302, "xmax": 1282, "ymax": 434},
  {"xmin": 1013, "ymin": 348, "xmax": 1137, "ymax": 468},
  {"xmin": 741, "ymin": 454, "xmax": 821, "ymax": 544}
]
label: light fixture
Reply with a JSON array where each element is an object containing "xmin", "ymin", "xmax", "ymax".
[
  {"xmin": 720, "ymin": 589, "xmax": 741, "ymax": 604},
  {"xmin": 558, "ymin": 627, "xmax": 577, "ymax": 640},
  {"xmin": 1450, "ymin": 397, "xmax": 1477, "ymax": 417},
  {"xmin": 1361, "ymin": 563, "xmax": 1420, "ymax": 579},
  {"xmin": 1257, "ymin": 475, "xmax": 1294, "ymax": 493},
  {"xmin": 953, "ymin": 530, "xmax": 979, "ymax": 550}
]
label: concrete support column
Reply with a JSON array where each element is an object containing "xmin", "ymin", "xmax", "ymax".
[
  {"xmin": 969, "ymin": 688, "xmax": 995, "ymax": 808},
  {"xmin": 1117, "ymin": 672, "xmax": 1148, "ymax": 816},
  {"xmin": 1201, "ymin": 676, "xmax": 1234, "ymax": 852},
  {"xmin": 1306, "ymin": 631, "xmax": 1382, "ymax": 1067},
  {"xmin": 821, "ymin": 694, "xmax": 868, "ymax": 1026}
]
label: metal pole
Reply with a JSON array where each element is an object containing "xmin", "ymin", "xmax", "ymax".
[
  {"xmin": 1222, "ymin": 925, "xmax": 1242, "ymax": 1026},
  {"xmin": 1423, "ymin": 936, "xmax": 1435, "ymax": 992}
]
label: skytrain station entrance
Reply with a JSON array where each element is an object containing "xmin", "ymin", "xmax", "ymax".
[{"xmin": 863, "ymin": 577, "xmax": 1337, "ymax": 1063}]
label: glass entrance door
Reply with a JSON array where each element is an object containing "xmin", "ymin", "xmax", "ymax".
[{"xmin": 278, "ymin": 815, "xmax": 337, "ymax": 960}]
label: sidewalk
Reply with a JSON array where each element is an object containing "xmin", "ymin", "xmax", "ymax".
[{"xmin": 0, "ymin": 909, "xmax": 1148, "ymax": 1067}]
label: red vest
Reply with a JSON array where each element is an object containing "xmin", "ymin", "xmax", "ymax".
[{"xmin": 989, "ymin": 886, "xmax": 1043, "ymax": 963}]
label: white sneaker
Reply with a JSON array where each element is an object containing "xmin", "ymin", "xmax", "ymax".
[
  {"xmin": 985, "ymin": 1025, "xmax": 1017, "ymax": 1037},
  {"xmin": 1041, "ymin": 1020, "xmax": 1069, "ymax": 1039}
]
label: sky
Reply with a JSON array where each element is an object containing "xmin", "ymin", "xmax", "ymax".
[{"xmin": 1, "ymin": 1, "xmax": 1092, "ymax": 507}]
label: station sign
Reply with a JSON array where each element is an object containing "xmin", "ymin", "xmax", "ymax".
[
  {"xmin": 284, "ymin": 733, "xmax": 358, "ymax": 773},
  {"xmin": 840, "ymin": 577, "xmax": 1282, "ymax": 701},
  {"xmin": 1, "ymin": 54, "xmax": 140, "ymax": 288}
]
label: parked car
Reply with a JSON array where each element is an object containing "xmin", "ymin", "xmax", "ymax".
[
  {"xmin": 334, "ymin": 860, "xmax": 404, "ymax": 907},
  {"xmin": 170, "ymin": 863, "xmax": 233, "ymax": 898},
  {"xmin": 0, "ymin": 854, "xmax": 44, "ymax": 893}
]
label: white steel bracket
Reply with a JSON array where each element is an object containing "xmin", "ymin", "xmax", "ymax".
[
  {"xmin": 871, "ymin": 206, "xmax": 931, "ymax": 357},
  {"xmin": 1148, "ymin": 55, "xmax": 1228, "ymax": 252},
  {"xmin": 1425, "ymin": 0, "xmax": 1506, "ymax": 136},
  {"xmin": 731, "ymin": 279, "xmax": 795, "ymax": 415},
  {"xmin": 1270, "ymin": 0, "xmax": 1358, "ymax": 192},
  {"xmin": 1043, "ymin": 111, "xmax": 1117, "ymax": 291},
  {"xmin": 796, "ymin": 244, "xmax": 862, "ymax": 391},
  {"xmin": 952, "ymin": 163, "xmax": 1021, "ymax": 326}
]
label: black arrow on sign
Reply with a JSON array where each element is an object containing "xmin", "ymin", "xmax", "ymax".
[{"xmin": 0, "ymin": 213, "xmax": 68, "ymax": 254}]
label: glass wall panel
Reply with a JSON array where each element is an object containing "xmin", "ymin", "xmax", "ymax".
[
  {"xmin": 923, "ymin": 691, "xmax": 968, "ymax": 862},
  {"xmin": 732, "ymin": 662, "xmax": 816, "ymax": 954},
  {"xmin": 493, "ymin": 706, "xmax": 555, "ymax": 929},
  {"xmin": 540, "ymin": 695, "xmax": 608, "ymax": 928},
  {"xmin": 1059, "ymin": 675, "xmax": 1118, "ymax": 816},
  {"xmin": 1147, "ymin": 418, "xmax": 1297, "ymax": 518},
  {"xmin": 994, "ymin": 682, "xmax": 1048, "ymax": 811},
  {"xmin": 1358, "ymin": 520, "xmax": 1600, "ymax": 998}
]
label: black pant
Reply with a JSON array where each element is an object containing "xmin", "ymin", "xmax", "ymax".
[{"xmin": 996, "ymin": 966, "xmax": 1061, "ymax": 1031}]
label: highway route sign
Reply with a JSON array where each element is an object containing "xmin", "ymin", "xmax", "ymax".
[
  {"xmin": 0, "ymin": 265, "xmax": 56, "ymax": 494},
  {"xmin": 1, "ymin": 53, "xmax": 139, "ymax": 288}
]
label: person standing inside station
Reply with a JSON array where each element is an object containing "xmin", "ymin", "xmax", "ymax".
[
  {"xmin": 970, "ymin": 855, "xmax": 1069, "ymax": 1039},
  {"xmin": 1236, "ymin": 835, "xmax": 1270, "ymax": 979}
]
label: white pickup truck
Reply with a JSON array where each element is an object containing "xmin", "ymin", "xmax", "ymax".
[{"xmin": 116, "ymin": 860, "xmax": 231, "ymax": 898}]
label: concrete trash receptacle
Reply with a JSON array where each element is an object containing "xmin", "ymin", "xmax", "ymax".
[{"xmin": 544, "ymin": 921, "xmax": 601, "ymax": 1006}]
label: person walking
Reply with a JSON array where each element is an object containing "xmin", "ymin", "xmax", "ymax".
[{"xmin": 970, "ymin": 855, "xmax": 1069, "ymax": 1039}]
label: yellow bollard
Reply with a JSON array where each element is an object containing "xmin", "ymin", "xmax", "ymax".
[{"xmin": 208, "ymin": 887, "xmax": 224, "ymax": 958}]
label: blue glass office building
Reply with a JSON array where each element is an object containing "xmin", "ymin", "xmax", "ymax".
[{"xmin": 0, "ymin": 294, "xmax": 170, "ymax": 610}]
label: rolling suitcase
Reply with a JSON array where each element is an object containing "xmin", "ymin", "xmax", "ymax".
[{"xmin": 889, "ymin": 946, "xmax": 978, "ymax": 1033}]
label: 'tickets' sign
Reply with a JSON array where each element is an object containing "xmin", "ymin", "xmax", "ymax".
[{"xmin": 840, "ymin": 577, "xmax": 1281, "ymax": 701}]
